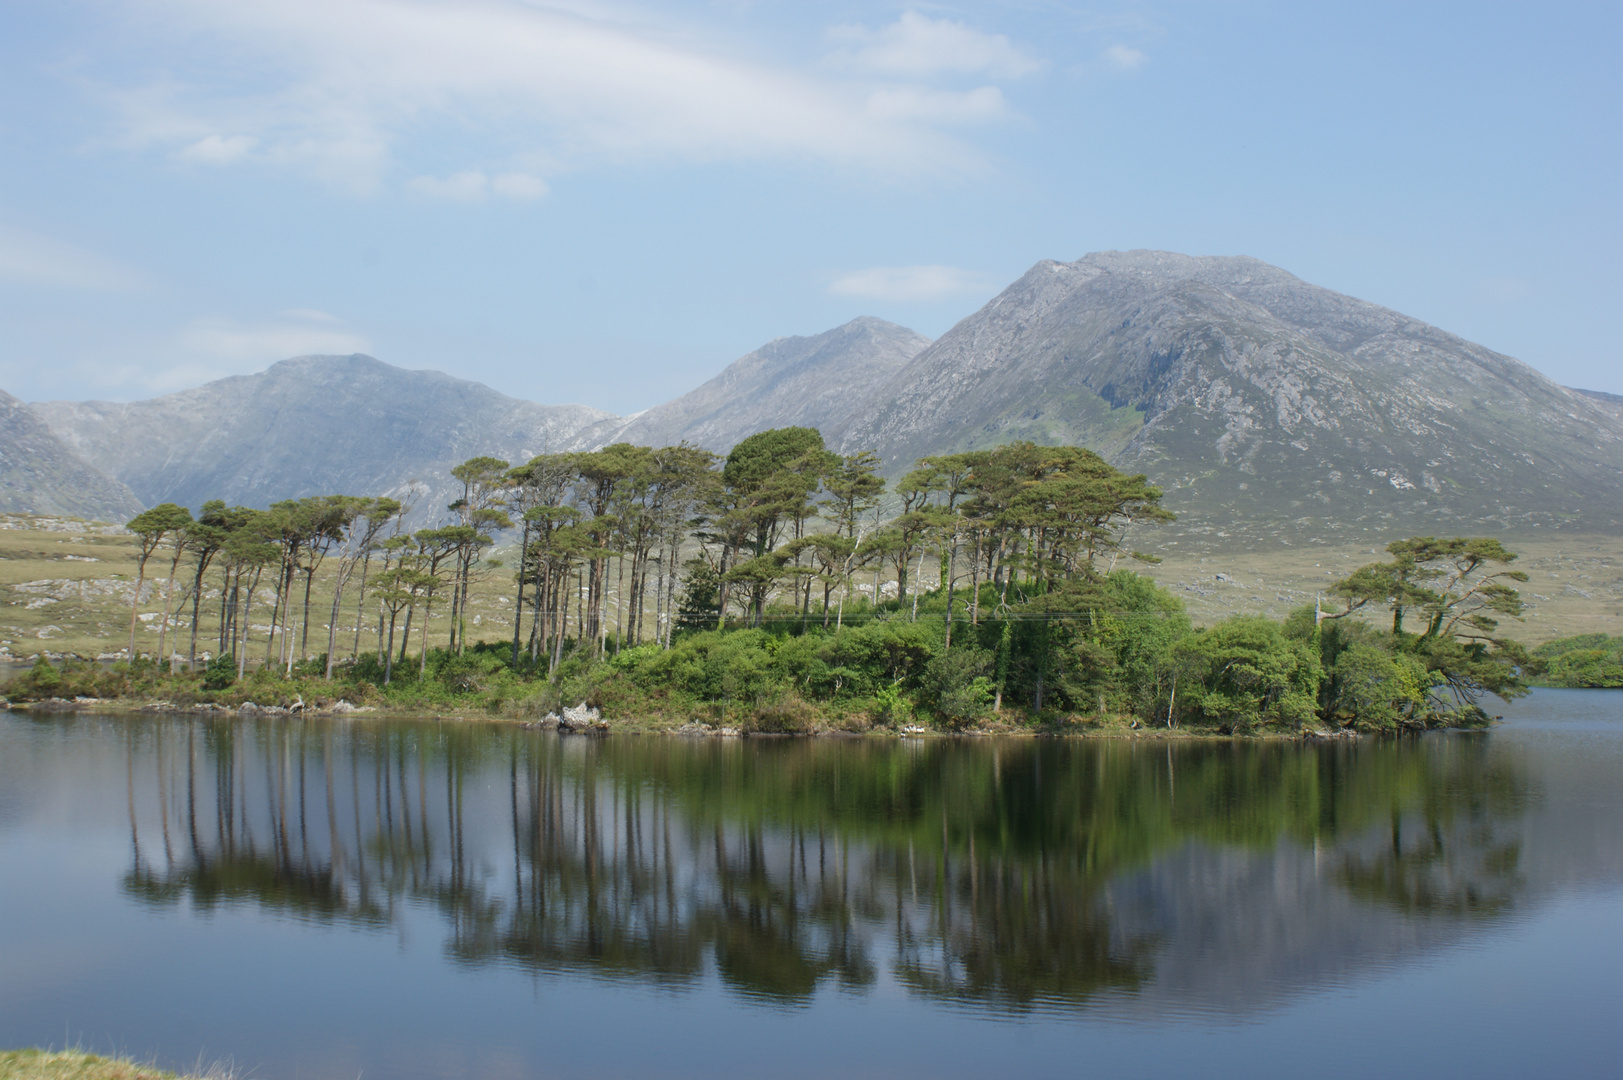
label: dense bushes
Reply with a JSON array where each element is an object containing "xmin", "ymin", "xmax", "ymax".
[{"xmin": 1532, "ymin": 634, "xmax": 1623, "ymax": 688}]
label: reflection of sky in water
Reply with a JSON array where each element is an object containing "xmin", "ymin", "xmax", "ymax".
[{"xmin": 0, "ymin": 690, "xmax": 1619, "ymax": 1080}]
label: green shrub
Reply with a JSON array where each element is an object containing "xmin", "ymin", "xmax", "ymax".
[
  {"xmin": 202, "ymin": 652, "xmax": 237, "ymax": 690},
  {"xmin": 919, "ymin": 645, "xmax": 994, "ymax": 727},
  {"xmin": 1172, "ymin": 616, "xmax": 1322, "ymax": 731},
  {"xmin": 29, "ymin": 654, "xmax": 61, "ymax": 692}
]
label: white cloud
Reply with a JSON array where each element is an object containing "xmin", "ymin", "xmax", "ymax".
[
  {"xmin": 830, "ymin": 11, "xmax": 1043, "ymax": 79},
  {"xmin": 491, "ymin": 172, "xmax": 549, "ymax": 199},
  {"xmin": 101, "ymin": 0, "xmax": 989, "ymax": 191},
  {"xmin": 829, "ymin": 265, "xmax": 991, "ymax": 303},
  {"xmin": 408, "ymin": 170, "xmax": 491, "ymax": 200},
  {"xmin": 866, "ymin": 86, "xmax": 1009, "ymax": 125},
  {"xmin": 176, "ymin": 133, "xmax": 258, "ymax": 163},
  {"xmin": 1104, "ymin": 44, "xmax": 1148, "ymax": 71},
  {"xmin": 0, "ymin": 224, "xmax": 145, "ymax": 291}
]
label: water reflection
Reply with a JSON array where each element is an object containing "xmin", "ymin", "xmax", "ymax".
[{"xmin": 97, "ymin": 718, "xmax": 1539, "ymax": 1015}]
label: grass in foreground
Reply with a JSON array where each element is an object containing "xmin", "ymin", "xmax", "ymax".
[{"xmin": 0, "ymin": 1049, "xmax": 224, "ymax": 1080}]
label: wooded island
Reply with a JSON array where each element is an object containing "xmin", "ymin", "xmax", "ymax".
[{"xmin": 3, "ymin": 428, "xmax": 1539, "ymax": 733}]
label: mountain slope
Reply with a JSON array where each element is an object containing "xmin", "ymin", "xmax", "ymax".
[
  {"xmin": 1571, "ymin": 387, "xmax": 1623, "ymax": 426},
  {"xmin": 592, "ymin": 317, "xmax": 930, "ymax": 454},
  {"xmin": 0, "ymin": 388, "xmax": 144, "ymax": 521},
  {"xmin": 32, "ymin": 355, "xmax": 616, "ymax": 514},
  {"xmin": 836, "ymin": 251, "xmax": 1623, "ymax": 542}
]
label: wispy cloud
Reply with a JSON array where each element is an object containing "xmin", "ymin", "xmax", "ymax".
[
  {"xmin": 829, "ymin": 265, "xmax": 991, "ymax": 303},
  {"xmin": 829, "ymin": 11, "xmax": 1043, "ymax": 79},
  {"xmin": 0, "ymin": 224, "xmax": 145, "ymax": 291},
  {"xmin": 408, "ymin": 171, "xmax": 493, "ymax": 201},
  {"xmin": 98, "ymin": 0, "xmax": 997, "ymax": 192},
  {"xmin": 1104, "ymin": 44, "xmax": 1148, "ymax": 71},
  {"xmin": 491, "ymin": 172, "xmax": 549, "ymax": 199},
  {"xmin": 865, "ymin": 86, "xmax": 1009, "ymax": 125},
  {"xmin": 280, "ymin": 307, "xmax": 344, "ymax": 324},
  {"xmin": 169, "ymin": 314, "xmax": 371, "ymax": 389},
  {"xmin": 408, "ymin": 169, "xmax": 549, "ymax": 201},
  {"xmin": 175, "ymin": 133, "xmax": 259, "ymax": 163}
]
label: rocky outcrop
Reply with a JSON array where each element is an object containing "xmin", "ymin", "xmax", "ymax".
[{"xmin": 537, "ymin": 701, "xmax": 608, "ymax": 734}]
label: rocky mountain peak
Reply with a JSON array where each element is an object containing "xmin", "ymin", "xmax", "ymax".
[{"xmin": 835, "ymin": 251, "xmax": 1623, "ymax": 543}]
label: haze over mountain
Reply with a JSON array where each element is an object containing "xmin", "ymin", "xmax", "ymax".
[
  {"xmin": 833, "ymin": 251, "xmax": 1623, "ymax": 542},
  {"xmin": 30, "ymin": 355, "xmax": 614, "ymax": 516},
  {"xmin": 18, "ymin": 251, "xmax": 1623, "ymax": 545},
  {"xmin": 0, "ymin": 388, "xmax": 143, "ymax": 522}
]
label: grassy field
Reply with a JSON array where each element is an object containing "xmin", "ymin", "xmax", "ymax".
[
  {"xmin": 0, "ymin": 1050, "xmax": 221, "ymax": 1080},
  {"xmin": 1141, "ymin": 533, "xmax": 1623, "ymax": 646},
  {"xmin": 0, "ymin": 513, "xmax": 516, "ymax": 664},
  {"xmin": 3, "ymin": 512, "xmax": 1618, "ymax": 663}
]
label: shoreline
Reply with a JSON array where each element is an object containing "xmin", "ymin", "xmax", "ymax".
[{"xmin": 2, "ymin": 695, "xmax": 1378, "ymax": 740}]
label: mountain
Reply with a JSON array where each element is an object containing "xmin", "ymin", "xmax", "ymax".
[
  {"xmin": 834, "ymin": 251, "xmax": 1623, "ymax": 543},
  {"xmin": 21, "ymin": 254, "xmax": 1623, "ymax": 546},
  {"xmin": 1571, "ymin": 387, "xmax": 1623, "ymax": 426},
  {"xmin": 0, "ymin": 387, "xmax": 144, "ymax": 521},
  {"xmin": 31, "ymin": 355, "xmax": 615, "ymax": 515},
  {"xmin": 25, "ymin": 320, "xmax": 931, "ymax": 515},
  {"xmin": 595, "ymin": 317, "xmax": 930, "ymax": 453}
]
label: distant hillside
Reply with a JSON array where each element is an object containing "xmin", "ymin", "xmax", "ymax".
[
  {"xmin": 835, "ymin": 251, "xmax": 1623, "ymax": 544},
  {"xmin": 596, "ymin": 317, "xmax": 930, "ymax": 453},
  {"xmin": 0, "ymin": 388, "xmax": 143, "ymax": 521},
  {"xmin": 31, "ymin": 355, "xmax": 615, "ymax": 516}
]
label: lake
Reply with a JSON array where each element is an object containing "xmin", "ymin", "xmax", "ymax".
[{"xmin": 2, "ymin": 691, "xmax": 1620, "ymax": 1079}]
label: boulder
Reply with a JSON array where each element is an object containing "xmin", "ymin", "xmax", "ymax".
[{"xmin": 557, "ymin": 702, "xmax": 607, "ymax": 734}]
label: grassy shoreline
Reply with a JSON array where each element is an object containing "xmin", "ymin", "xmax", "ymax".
[
  {"xmin": 0, "ymin": 1049, "xmax": 219, "ymax": 1080},
  {"xmin": 1, "ymin": 690, "xmax": 1374, "ymax": 740}
]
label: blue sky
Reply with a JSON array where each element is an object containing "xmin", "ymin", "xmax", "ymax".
[{"xmin": 0, "ymin": 1, "xmax": 1617, "ymax": 413}]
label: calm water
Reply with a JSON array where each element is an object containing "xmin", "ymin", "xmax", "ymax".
[{"xmin": 2, "ymin": 692, "xmax": 1620, "ymax": 1080}]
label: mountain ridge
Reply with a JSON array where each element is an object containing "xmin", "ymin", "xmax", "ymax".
[
  {"xmin": 833, "ymin": 250, "xmax": 1623, "ymax": 542},
  {"xmin": 30, "ymin": 354, "xmax": 615, "ymax": 515},
  {"xmin": 17, "ymin": 251, "xmax": 1622, "ymax": 546},
  {"xmin": 588, "ymin": 316, "xmax": 930, "ymax": 454}
]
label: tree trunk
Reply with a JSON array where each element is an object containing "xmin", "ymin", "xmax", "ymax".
[
  {"xmin": 188, "ymin": 562, "xmax": 206, "ymax": 671},
  {"xmin": 399, "ymin": 605, "xmax": 414, "ymax": 667},
  {"xmin": 614, "ymin": 549, "xmax": 625, "ymax": 655},
  {"xmin": 324, "ymin": 572, "xmax": 346, "ymax": 680},
  {"xmin": 127, "ymin": 558, "xmax": 149, "ymax": 660},
  {"xmin": 156, "ymin": 547, "xmax": 183, "ymax": 672},
  {"xmin": 384, "ymin": 609, "xmax": 398, "ymax": 685},
  {"xmin": 419, "ymin": 596, "xmax": 433, "ymax": 676},
  {"xmin": 352, "ymin": 549, "xmax": 372, "ymax": 660},
  {"xmin": 511, "ymin": 518, "xmax": 530, "ymax": 668},
  {"xmin": 236, "ymin": 577, "xmax": 257, "ymax": 681},
  {"xmin": 300, "ymin": 569, "xmax": 316, "ymax": 663}
]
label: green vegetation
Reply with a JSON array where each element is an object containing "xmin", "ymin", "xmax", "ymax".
[
  {"xmin": 1, "ymin": 431, "xmax": 1540, "ymax": 732},
  {"xmin": 1531, "ymin": 633, "xmax": 1623, "ymax": 687},
  {"xmin": 0, "ymin": 1049, "xmax": 218, "ymax": 1080}
]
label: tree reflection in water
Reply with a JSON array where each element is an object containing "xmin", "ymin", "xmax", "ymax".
[{"xmin": 118, "ymin": 719, "xmax": 1529, "ymax": 1012}]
